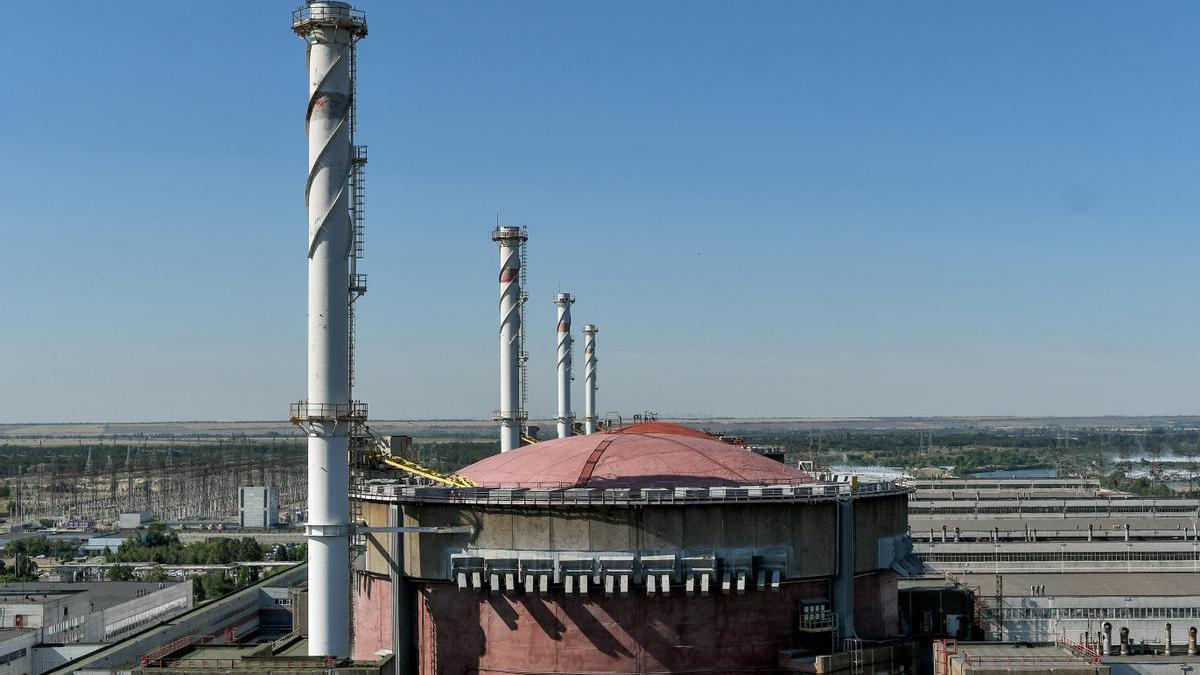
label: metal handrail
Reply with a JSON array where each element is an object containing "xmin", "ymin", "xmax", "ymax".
[
  {"xmin": 962, "ymin": 654, "xmax": 1092, "ymax": 665},
  {"xmin": 292, "ymin": 4, "xmax": 366, "ymax": 27},
  {"xmin": 491, "ymin": 225, "xmax": 529, "ymax": 241},
  {"xmin": 1060, "ymin": 633, "xmax": 1104, "ymax": 663},
  {"xmin": 140, "ymin": 634, "xmax": 212, "ymax": 667},
  {"xmin": 155, "ymin": 656, "xmax": 338, "ymax": 668},
  {"xmin": 290, "ymin": 400, "xmax": 367, "ymax": 422},
  {"xmin": 351, "ymin": 482, "xmax": 913, "ymax": 508},
  {"xmin": 798, "ymin": 611, "xmax": 836, "ymax": 632}
]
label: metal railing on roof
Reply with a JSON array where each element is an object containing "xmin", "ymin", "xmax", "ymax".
[
  {"xmin": 140, "ymin": 634, "xmax": 212, "ymax": 667},
  {"xmin": 147, "ymin": 656, "xmax": 339, "ymax": 669},
  {"xmin": 351, "ymin": 480, "xmax": 911, "ymax": 507},
  {"xmin": 960, "ymin": 653, "xmax": 1095, "ymax": 666}
]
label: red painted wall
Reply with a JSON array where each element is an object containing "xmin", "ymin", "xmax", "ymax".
[
  {"xmin": 354, "ymin": 573, "xmax": 394, "ymax": 661},
  {"xmin": 853, "ymin": 570, "xmax": 900, "ymax": 640},
  {"xmin": 353, "ymin": 571, "xmax": 897, "ymax": 673}
]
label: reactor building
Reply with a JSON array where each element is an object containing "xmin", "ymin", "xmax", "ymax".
[{"xmin": 350, "ymin": 422, "xmax": 914, "ymax": 674}]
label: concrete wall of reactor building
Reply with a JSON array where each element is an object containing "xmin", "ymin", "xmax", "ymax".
[{"xmin": 360, "ymin": 493, "xmax": 907, "ymax": 581}]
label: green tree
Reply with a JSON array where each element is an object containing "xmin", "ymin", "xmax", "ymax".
[
  {"xmin": 145, "ymin": 523, "xmax": 178, "ymax": 547},
  {"xmin": 0, "ymin": 554, "xmax": 38, "ymax": 582},
  {"xmin": 235, "ymin": 566, "xmax": 260, "ymax": 587},
  {"xmin": 143, "ymin": 565, "xmax": 168, "ymax": 582},
  {"xmin": 287, "ymin": 543, "xmax": 307, "ymax": 561},
  {"xmin": 235, "ymin": 538, "xmax": 263, "ymax": 562},
  {"xmin": 198, "ymin": 571, "xmax": 233, "ymax": 600}
]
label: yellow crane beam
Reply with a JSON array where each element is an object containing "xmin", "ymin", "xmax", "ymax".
[{"xmin": 379, "ymin": 454, "xmax": 478, "ymax": 488}]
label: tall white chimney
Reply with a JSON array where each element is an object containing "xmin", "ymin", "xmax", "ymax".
[
  {"xmin": 554, "ymin": 293, "xmax": 575, "ymax": 438},
  {"xmin": 493, "ymin": 226, "xmax": 527, "ymax": 452},
  {"xmin": 583, "ymin": 324, "xmax": 598, "ymax": 434},
  {"xmin": 290, "ymin": 1, "xmax": 366, "ymax": 658}
]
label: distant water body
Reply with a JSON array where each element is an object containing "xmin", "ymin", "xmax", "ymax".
[{"xmin": 967, "ymin": 467, "xmax": 1057, "ymax": 479}]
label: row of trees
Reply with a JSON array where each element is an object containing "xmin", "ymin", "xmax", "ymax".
[
  {"xmin": 105, "ymin": 525, "xmax": 267, "ymax": 565},
  {"xmin": 0, "ymin": 555, "xmax": 37, "ymax": 582},
  {"xmin": 3, "ymin": 536, "xmax": 82, "ymax": 560}
]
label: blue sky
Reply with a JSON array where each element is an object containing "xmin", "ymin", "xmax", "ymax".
[{"xmin": 2, "ymin": 2, "xmax": 1200, "ymax": 422}]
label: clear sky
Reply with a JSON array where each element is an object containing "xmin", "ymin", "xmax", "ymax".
[{"xmin": 2, "ymin": 2, "xmax": 1199, "ymax": 423}]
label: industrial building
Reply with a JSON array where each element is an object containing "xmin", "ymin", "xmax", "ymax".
[
  {"xmin": 910, "ymin": 476, "xmax": 1200, "ymax": 574},
  {"xmin": 0, "ymin": 630, "xmax": 36, "ymax": 675},
  {"xmin": 45, "ymin": 566, "xmax": 305, "ymax": 674},
  {"xmin": 117, "ymin": 513, "xmax": 154, "ymax": 530},
  {"xmin": 946, "ymin": 573, "xmax": 1200, "ymax": 648},
  {"xmin": 0, "ymin": 581, "xmax": 194, "ymax": 673},
  {"xmin": 238, "ymin": 487, "xmax": 279, "ymax": 529},
  {"xmin": 912, "ymin": 476, "xmax": 1200, "ymax": 671},
  {"xmin": 0, "ymin": 582, "xmax": 191, "ymax": 645},
  {"xmin": 349, "ymin": 421, "xmax": 915, "ymax": 673}
]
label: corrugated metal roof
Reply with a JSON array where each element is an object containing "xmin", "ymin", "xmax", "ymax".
[{"xmin": 951, "ymin": 572, "xmax": 1200, "ymax": 597}]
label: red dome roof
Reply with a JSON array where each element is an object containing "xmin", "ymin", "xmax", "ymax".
[
  {"xmin": 459, "ymin": 425, "xmax": 812, "ymax": 489},
  {"xmin": 612, "ymin": 421, "xmax": 714, "ymax": 439}
]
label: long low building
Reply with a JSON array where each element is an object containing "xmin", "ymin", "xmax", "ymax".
[
  {"xmin": 916, "ymin": 540, "xmax": 1200, "ymax": 573},
  {"xmin": 45, "ymin": 566, "xmax": 307, "ymax": 674},
  {"xmin": 910, "ymin": 478, "xmax": 1101, "ymax": 492},
  {"xmin": 910, "ymin": 498, "xmax": 1200, "ymax": 519},
  {"xmin": 0, "ymin": 582, "xmax": 193, "ymax": 645},
  {"xmin": 941, "ymin": 572, "xmax": 1200, "ymax": 649},
  {"xmin": 911, "ymin": 517, "xmax": 1199, "ymax": 542}
]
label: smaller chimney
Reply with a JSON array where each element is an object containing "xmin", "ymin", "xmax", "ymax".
[
  {"xmin": 583, "ymin": 324, "xmax": 599, "ymax": 434},
  {"xmin": 554, "ymin": 293, "xmax": 575, "ymax": 439},
  {"xmin": 492, "ymin": 225, "xmax": 528, "ymax": 453}
]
